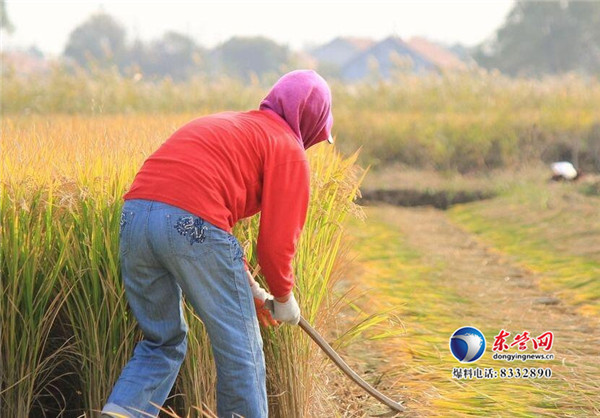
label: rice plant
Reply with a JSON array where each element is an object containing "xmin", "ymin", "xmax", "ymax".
[
  {"xmin": 1, "ymin": 114, "xmax": 367, "ymax": 416},
  {"xmin": 174, "ymin": 303, "xmax": 217, "ymax": 414},
  {"xmin": 232, "ymin": 149, "xmax": 366, "ymax": 417},
  {"xmin": 57, "ymin": 195, "xmax": 139, "ymax": 414},
  {"xmin": 3, "ymin": 68, "xmax": 599, "ymax": 173},
  {"xmin": 0, "ymin": 186, "xmax": 69, "ymax": 416}
]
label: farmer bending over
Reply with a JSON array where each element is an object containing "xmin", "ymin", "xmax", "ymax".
[{"xmin": 101, "ymin": 70, "xmax": 334, "ymax": 418}]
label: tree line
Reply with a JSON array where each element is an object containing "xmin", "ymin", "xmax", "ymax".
[
  {"xmin": 474, "ymin": 0, "xmax": 600, "ymax": 76},
  {"xmin": 62, "ymin": 13, "xmax": 292, "ymax": 80},
  {"xmin": 2, "ymin": 0, "xmax": 600, "ymax": 79}
]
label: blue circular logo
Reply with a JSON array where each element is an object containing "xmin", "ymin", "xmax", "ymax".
[{"xmin": 450, "ymin": 327, "xmax": 486, "ymax": 363}]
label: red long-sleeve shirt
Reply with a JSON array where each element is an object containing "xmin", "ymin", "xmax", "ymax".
[{"xmin": 124, "ymin": 110, "xmax": 309, "ymax": 297}]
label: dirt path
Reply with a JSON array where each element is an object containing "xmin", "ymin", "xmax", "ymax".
[{"xmin": 345, "ymin": 205, "xmax": 600, "ymax": 417}]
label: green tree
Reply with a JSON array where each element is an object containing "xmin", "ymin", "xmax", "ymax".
[
  {"xmin": 1, "ymin": 0, "xmax": 14, "ymax": 33},
  {"xmin": 217, "ymin": 36, "xmax": 289, "ymax": 79},
  {"xmin": 475, "ymin": 0, "xmax": 600, "ymax": 75},
  {"xmin": 139, "ymin": 31, "xmax": 205, "ymax": 80},
  {"xmin": 64, "ymin": 13, "xmax": 127, "ymax": 69}
]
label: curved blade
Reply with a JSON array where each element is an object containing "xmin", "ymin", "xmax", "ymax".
[
  {"xmin": 264, "ymin": 299, "xmax": 405, "ymax": 413},
  {"xmin": 297, "ymin": 316, "xmax": 406, "ymax": 413}
]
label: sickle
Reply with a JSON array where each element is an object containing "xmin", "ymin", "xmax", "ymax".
[{"xmin": 265, "ymin": 300, "xmax": 406, "ymax": 413}]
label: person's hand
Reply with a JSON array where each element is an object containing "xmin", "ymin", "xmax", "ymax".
[
  {"xmin": 272, "ymin": 292, "xmax": 301, "ymax": 325},
  {"xmin": 247, "ymin": 270, "xmax": 278, "ymax": 327}
]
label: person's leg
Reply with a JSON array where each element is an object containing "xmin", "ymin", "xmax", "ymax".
[
  {"xmin": 155, "ymin": 207, "xmax": 267, "ymax": 418},
  {"xmin": 102, "ymin": 200, "xmax": 188, "ymax": 418}
]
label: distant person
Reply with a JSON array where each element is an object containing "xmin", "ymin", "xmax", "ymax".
[
  {"xmin": 101, "ymin": 70, "xmax": 334, "ymax": 418},
  {"xmin": 550, "ymin": 161, "xmax": 580, "ymax": 181}
]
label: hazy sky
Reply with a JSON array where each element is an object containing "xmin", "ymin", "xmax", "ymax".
[{"xmin": 3, "ymin": 0, "xmax": 515, "ymax": 56}]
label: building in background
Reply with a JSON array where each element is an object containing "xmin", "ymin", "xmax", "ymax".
[
  {"xmin": 406, "ymin": 37, "xmax": 468, "ymax": 72},
  {"xmin": 310, "ymin": 37, "xmax": 374, "ymax": 75},
  {"xmin": 310, "ymin": 35, "xmax": 472, "ymax": 81},
  {"xmin": 340, "ymin": 36, "xmax": 437, "ymax": 80}
]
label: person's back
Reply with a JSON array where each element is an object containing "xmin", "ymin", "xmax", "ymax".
[{"xmin": 124, "ymin": 110, "xmax": 305, "ymax": 232}]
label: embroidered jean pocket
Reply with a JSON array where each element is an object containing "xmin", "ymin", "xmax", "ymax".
[{"xmin": 167, "ymin": 214, "xmax": 213, "ymax": 259}]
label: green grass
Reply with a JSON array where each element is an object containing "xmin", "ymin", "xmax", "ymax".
[
  {"xmin": 346, "ymin": 206, "xmax": 598, "ymax": 416},
  {"xmin": 449, "ymin": 181, "xmax": 600, "ymax": 317}
]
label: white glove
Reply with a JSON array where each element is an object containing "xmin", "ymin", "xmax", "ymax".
[
  {"xmin": 246, "ymin": 270, "xmax": 279, "ymax": 327},
  {"xmin": 248, "ymin": 274, "xmax": 271, "ymax": 302},
  {"xmin": 272, "ymin": 292, "xmax": 301, "ymax": 325}
]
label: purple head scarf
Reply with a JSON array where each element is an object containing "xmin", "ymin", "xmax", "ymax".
[{"xmin": 259, "ymin": 70, "xmax": 333, "ymax": 149}]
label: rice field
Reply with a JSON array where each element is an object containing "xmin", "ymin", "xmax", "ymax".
[
  {"xmin": 3, "ymin": 68, "xmax": 600, "ymax": 173},
  {"xmin": 449, "ymin": 179, "xmax": 600, "ymax": 318},
  {"xmin": 2, "ymin": 69, "xmax": 600, "ymax": 417},
  {"xmin": 0, "ymin": 114, "xmax": 367, "ymax": 416},
  {"xmin": 345, "ymin": 200, "xmax": 599, "ymax": 416}
]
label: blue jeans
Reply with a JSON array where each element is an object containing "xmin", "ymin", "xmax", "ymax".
[{"xmin": 102, "ymin": 199, "xmax": 267, "ymax": 418}]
